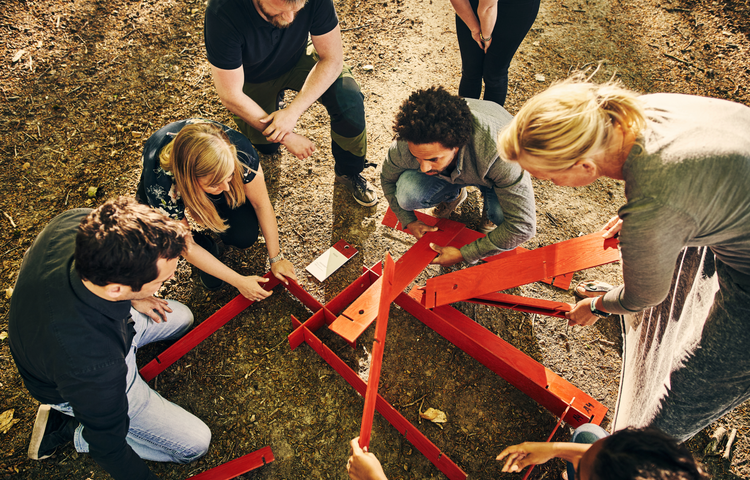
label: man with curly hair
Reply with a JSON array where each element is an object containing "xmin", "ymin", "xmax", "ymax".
[
  {"xmin": 9, "ymin": 197, "xmax": 211, "ymax": 480},
  {"xmin": 381, "ymin": 86, "xmax": 536, "ymax": 265}
]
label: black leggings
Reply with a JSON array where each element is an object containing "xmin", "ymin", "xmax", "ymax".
[{"xmin": 455, "ymin": 0, "xmax": 540, "ymax": 106}]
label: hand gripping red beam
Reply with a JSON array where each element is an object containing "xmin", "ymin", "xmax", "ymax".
[
  {"xmin": 139, "ymin": 273, "xmax": 279, "ymax": 382},
  {"xmin": 381, "ymin": 208, "xmax": 573, "ymax": 289},
  {"xmin": 185, "ymin": 446, "xmax": 274, "ymax": 479},
  {"xmin": 424, "ymin": 233, "xmax": 620, "ymax": 309},
  {"xmin": 358, "ymin": 253, "xmax": 395, "ymax": 449}
]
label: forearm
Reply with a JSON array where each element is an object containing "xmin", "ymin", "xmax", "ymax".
[
  {"xmin": 184, "ymin": 240, "xmax": 245, "ymax": 286},
  {"xmin": 450, "ymin": 0, "xmax": 481, "ymax": 32},
  {"xmin": 287, "ymin": 56, "xmax": 341, "ymax": 119},
  {"xmin": 254, "ymin": 202, "xmax": 283, "ymax": 259},
  {"xmin": 210, "ymin": 65, "xmax": 270, "ymax": 132},
  {"xmin": 477, "ymin": 0, "xmax": 498, "ymax": 36}
]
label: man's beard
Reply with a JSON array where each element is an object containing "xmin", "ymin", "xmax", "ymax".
[{"xmin": 257, "ymin": 0, "xmax": 300, "ymax": 28}]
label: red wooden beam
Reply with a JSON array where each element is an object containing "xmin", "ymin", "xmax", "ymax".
[
  {"xmin": 359, "ymin": 253, "xmax": 395, "ymax": 449},
  {"xmin": 396, "ymin": 290, "xmax": 607, "ymax": 427},
  {"xmin": 298, "ymin": 324, "xmax": 468, "ymax": 480},
  {"xmin": 381, "ymin": 208, "xmax": 572, "ymax": 289},
  {"xmin": 464, "ymin": 291, "xmax": 572, "ymax": 319},
  {"xmin": 139, "ymin": 273, "xmax": 280, "ymax": 382},
  {"xmin": 185, "ymin": 446, "xmax": 274, "ymax": 480},
  {"xmin": 328, "ymin": 218, "xmax": 465, "ymax": 344},
  {"xmin": 424, "ymin": 233, "xmax": 620, "ymax": 309}
]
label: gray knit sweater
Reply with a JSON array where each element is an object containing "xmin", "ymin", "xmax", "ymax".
[
  {"xmin": 601, "ymin": 93, "xmax": 750, "ymax": 315},
  {"xmin": 380, "ymin": 98, "xmax": 537, "ymax": 263}
]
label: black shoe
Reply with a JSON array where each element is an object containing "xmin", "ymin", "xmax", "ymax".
[
  {"xmin": 334, "ymin": 167, "xmax": 378, "ymax": 207},
  {"xmin": 28, "ymin": 405, "xmax": 78, "ymax": 460},
  {"xmin": 192, "ymin": 232, "xmax": 225, "ymax": 291}
]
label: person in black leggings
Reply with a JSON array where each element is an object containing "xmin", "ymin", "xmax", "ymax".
[
  {"xmin": 137, "ymin": 119, "xmax": 296, "ymax": 300},
  {"xmin": 451, "ymin": 0, "xmax": 540, "ymax": 106}
]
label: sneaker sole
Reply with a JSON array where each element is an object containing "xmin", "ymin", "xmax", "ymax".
[
  {"xmin": 351, "ymin": 194, "xmax": 378, "ymax": 207},
  {"xmin": 334, "ymin": 175, "xmax": 378, "ymax": 207},
  {"xmin": 28, "ymin": 405, "xmax": 52, "ymax": 460}
]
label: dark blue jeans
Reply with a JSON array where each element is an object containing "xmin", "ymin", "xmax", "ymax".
[
  {"xmin": 566, "ymin": 423, "xmax": 609, "ymax": 480},
  {"xmin": 394, "ymin": 170, "xmax": 505, "ymax": 225},
  {"xmin": 455, "ymin": 0, "xmax": 540, "ymax": 106}
]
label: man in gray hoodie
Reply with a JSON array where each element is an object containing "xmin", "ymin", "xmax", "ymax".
[{"xmin": 381, "ymin": 86, "xmax": 536, "ymax": 265}]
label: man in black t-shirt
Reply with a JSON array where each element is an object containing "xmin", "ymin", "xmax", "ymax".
[
  {"xmin": 204, "ymin": 0, "xmax": 377, "ymax": 206},
  {"xmin": 9, "ymin": 198, "xmax": 210, "ymax": 480}
]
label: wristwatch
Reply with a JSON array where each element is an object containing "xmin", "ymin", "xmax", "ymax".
[
  {"xmin": 589, "ymin": 296, "xmax": 611, "ymax": 318},
  {"xmin": 269, "ymin": 252, "xmax": 284, "ymax": 264}
]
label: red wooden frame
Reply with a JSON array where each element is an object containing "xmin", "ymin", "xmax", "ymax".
[
  {"xmin": 137, "ymin": 209, "xmax": 616, "ymax": 478},
  {"xmin": 185, "ymin": 446, "xmax": 274, "ymax": 480},
  {"xmin": 328, "ymin": 217, "xmax": 465, "ymax": 344},
  {"xmin": 423, "ymin": 232, "xmax": 620, "ymax": 308},
  {"xmin": 359, "ymin": 253, "xmax": 395, "ymax": 449}
]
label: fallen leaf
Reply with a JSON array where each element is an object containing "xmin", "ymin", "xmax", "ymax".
[
  {"xmin": 0, "ymin": 409, "xmax": 20, "ymax": 434},
  {"xmin": 12, "ymin": 49, "xmax": 26, "ymax": 63},
  {"xmin": 0, "ymin": 331, "xmax": 7, "ymax": 340},
  {"xmin": 419, "ymin": 407, "xmax": 447, "ymax": 423}
]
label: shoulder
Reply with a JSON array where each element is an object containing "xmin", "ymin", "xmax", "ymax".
[{"xmin": 224, "ymin": 124, "xmax": 260, "ymax": 182}]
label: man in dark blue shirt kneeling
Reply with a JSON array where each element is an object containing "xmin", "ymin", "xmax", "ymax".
[{"xmin": 9, "ymin": 197, "xmax": 211, "ymax": 480}]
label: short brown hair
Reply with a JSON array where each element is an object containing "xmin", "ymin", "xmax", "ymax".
[{"xmin": 75, "ymin": 196, "xmax": 189, "ymax": 291}]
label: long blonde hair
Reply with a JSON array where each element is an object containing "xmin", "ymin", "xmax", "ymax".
[
  {"xmin": 160, "ymin": 122, "xmax": 246, "ymax": 232},
  {"xmin": 498, "ymin": 75, "xmax": 647, "ymax": 171}
]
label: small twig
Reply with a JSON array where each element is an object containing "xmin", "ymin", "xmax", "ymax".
[
  {"xmin": 262, "ymin": 337, "xmax": 287, "ymax": 356},
  {"xmin": 597, "ymin": 338, "xmax": 615, "ymax": 346},
  {"xmin": 723, "ymin": 428, "xmax": 737, "ymax": 459},
  {"xmin": 545, "ymin": 212, "xmax": 559, "ymax": 227},
  {"xmin": 2, "ymin": 211, "xmax": 17, "ymax": 228},
  {"xmin": 121, "ymin": 28, "xmax": 140, "ymax": 40},
  {"xmin": 398, "ymin": 393, "xmax": 429, "ymax": 408}
]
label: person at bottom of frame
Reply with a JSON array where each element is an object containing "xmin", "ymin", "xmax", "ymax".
[
  {"xmin": 347, "ymin": 426, "xmax": 708, "ymax": 480},
  {"xmin": 9, "ymin": 197, "xmax": 210, "ymax": 480},
  {"xmin": 137, "ymin": 119, "xmax": 297, "ymax": 302},
  {"xmin": 380, "ymin": 86, "xmax": 536, "ymax": 267}
]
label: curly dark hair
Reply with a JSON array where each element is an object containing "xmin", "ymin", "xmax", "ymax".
[
  {"xmin": 592, "ymin": 428, "xmax": 709, "ymax": 480},
  {"xmin": 393, "ymin": 86, "xmax": 474, "ymax": 148},
  {"xmin": 75, "ymin": 196, "xmax": 189, "ymax": 291}
]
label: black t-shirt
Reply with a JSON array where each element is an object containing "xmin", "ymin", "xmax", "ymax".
[
  {"xmin": 8, "ymin": 210, "xmax": 157, "ymax": 480},
  {"xmin": 204, "ymin": 0, "xmax": 338, "ymax": 83}
]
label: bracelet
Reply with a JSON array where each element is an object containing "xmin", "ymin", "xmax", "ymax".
[
  {"xmin": 269, "ymin": 252, "xmax": 284, "ymax": 264},
  {"xmin": 480, "ymin": 32, "xmax": 492, "ymax": 42},
  {"xmin": 589, "ymin": 296, "xmax": 611, "ymax": 318}
]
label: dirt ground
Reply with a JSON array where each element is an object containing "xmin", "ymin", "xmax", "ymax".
[{"xmin": 1, "ymin": 0, "xmax": 749, "ymax": 479}]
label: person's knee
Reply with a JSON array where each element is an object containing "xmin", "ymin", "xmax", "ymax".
[
  {"xmin": 175, "ymin": 424, "xmax": 212, "ymax": 463},
  {"xmin": 325, "ymin": 77, "xmax": 366, "ymax": 137},
  {"xmin": 165, "ymin": 300, "xmax": 194, "ymax": 332}
]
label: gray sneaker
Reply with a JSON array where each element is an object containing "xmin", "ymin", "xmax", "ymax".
[
  {"xmin": 432, "ymin": 187, "xmax": 467, "ymax": 218},
  {"xmin": 334, "ymin": 168, "xmax": 378, "ymax": 207}
]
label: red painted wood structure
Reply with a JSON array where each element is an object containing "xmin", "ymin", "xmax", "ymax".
[
  {"xmin": 328, "ymin": 217, "xmax": 465, "ymax": 345},
  {"xmin": 358, "ymin": 253, "xmax": 395, "ymax": 449},
  {"xmin": 185, "ymin": 446, "xmax": 274, "ymax": 480},
  {"xmin": 138, "ymin": 207, "xmax": 620, "ymax": 479}
]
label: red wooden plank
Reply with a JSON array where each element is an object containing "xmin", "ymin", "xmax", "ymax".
[
  {"xmin": 381, "ymin": 208, "xmax": 572, "ymax": 288},
  {"xmin": 425, "ymin": 233, "xmax": 620, "ymax": 308},
  {"xmin": 185, "ymin": 446, "xmax": 274, "ymax": 480},
  {"xmin": 329, "ymin": 218, "xmax": 465, "ymax": 343},
  {"xmin": 359, "ymin": 254, "xmax": 395, "ymax": 448},
  {"xmin": 300, "ymin": 325, "xmax": 468, "ymax": 480},
  {"xmin": 139, "ymin": 273, "xmax": 280, "ymax": 382},
  {"xmin": 396, "ymin": 291, "xmax": 606, "ymax": 427},
  {"xmin": 466, "ymin": 292, "xmax": 572, "ymax": 319}
]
